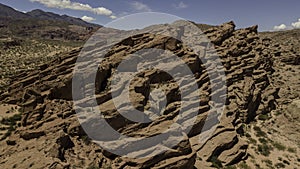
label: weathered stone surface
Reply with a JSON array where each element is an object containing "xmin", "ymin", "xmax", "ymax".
[{"xmin": 0, "ymin": 21, "xmax": 280, "ymax": 168}]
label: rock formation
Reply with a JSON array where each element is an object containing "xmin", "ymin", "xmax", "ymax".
[{"xmin": 0, "ymin": 21, "xmax": 281, "ymax": 169}]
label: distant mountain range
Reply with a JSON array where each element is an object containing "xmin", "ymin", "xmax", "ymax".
[
  {"xmin": 0, "ymin": 3, "xmax": 99, "ymax": 27},
  {"xmin": 0, "ymin": 3, "xmax": 29, "ymax": 19},
  {"xmin": 0, "ymin": 3, "xmax": 101, "ymax": 41}
]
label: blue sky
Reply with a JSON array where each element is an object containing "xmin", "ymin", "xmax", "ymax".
[{"xmin": 1, "ymin": 0, "xmax": 300, "ymax": 31}]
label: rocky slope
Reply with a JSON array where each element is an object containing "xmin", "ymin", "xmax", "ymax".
[
  {"xmin": 0, "ymin": 21, "xmax": 297, "ymax": 169},
  {"xmin": 239, "ymin": 30, "xmax": 300, "ymax": 169}
]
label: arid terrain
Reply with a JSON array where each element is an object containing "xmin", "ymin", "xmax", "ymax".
[{"xmin": 0, "ymin": 3, "xmax": 299, "ymax": 169}]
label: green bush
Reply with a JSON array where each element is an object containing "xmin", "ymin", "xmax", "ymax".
[
  {"xmin": 245, "ymin": 133, "xmax": 251, "ymax": 138},
  {"xmin": 248, "ymin": 138, "xmax": 257, "ymax": 144},
  {"xmin": 258, "ymin": 114, "xmax": 269, "ymax": 121},
  {"xmin": 81, "ymin": 135, "xmax": 91, "ymax": 145},
  {"xmin": 224, "ymin": 165, "xmax": 237, "ymax": 169},
  {"xmin": 253, "ymin": 126, "xmax": 267, "ymax": 137},
  {"xmin": 263, "ymin": 159, "xmax": 272, "ymax": 168},
  {"xmin": 0, "ymin": 113, "xmax": 22, "ymax": 140},
  {"xmin": 272, "ymin": 141, "xmax": 286, "ymax": 151},
  {"xmin": 1, "ymin": 114, "xmax": 22, "ymax": 126},
  {"xmin": 258, "ymin": 143, "xmax": 273, "ymax": 156},
  {"xmin": 238, "ymin": 162, "xmax": 251, "ymax": 169},
  {"xmin": 287, "ymin": 147, "xmax": 296, "ymax": 153},
  {"xmin": 274, "ymin": 111, "xmax": 282, "ymax": 116},
  {"xmin": 258, "ymin": 138, "xmax": 268, "ymax": 144},
  {"xmin": 210, "ymin": 156, "xmax": 223, "ymax": 168}
]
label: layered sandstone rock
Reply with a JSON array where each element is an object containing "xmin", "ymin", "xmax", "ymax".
[{"xmin": 0, "ymin": 21, "xmax": 279, "ymax": 168}]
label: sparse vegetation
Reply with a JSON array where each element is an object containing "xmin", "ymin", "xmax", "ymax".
[
  {"xmin": 248, "ymin": 137, "xmax": 257, "ymax": 144},
  {"xmin": 245, "ymin": 133, "xmax": 251, "ymax": 138},
  {"xmin": 274, "ymin": 110, "xmax": 282, "ymax": 116},
  {"xmin": 210, "ymin": 156, "xmax": 223, "ymax": 168},
  {"xmin": 263, "ymin": 159, "xmax": 273, "ymax": 168},
  {"xmin": 80, "ymin": 135, "xmax": 91, "ymax": 145},
  {"xmin": 287, "ymin": 147, "xmax": 297, "ymax": 153},
  {"xmin": 224, "ymin": 165, "xmax": 237, "ymax": 169},
  {"xmin": 0, "ymin": 38, "xmax": 83, "ymax": 91},
  {"xmin": 238, "ymin": 162, "xmax": 251, "ymax": 169},
  {"xmin": 253, "ymin": 126, "xmax": 267, "ymax": 137},
  {"xmin": 271, "ymin": 141, "xmax": 286, "ymax": 151},
  {"xmin": 258, "ymin": 138, "xmax": 268, "ymax": 144},
  {"xmin": 258, "ymin": 114, "xmax": 269, "ymax": 121},
  {"xmin": 257, "ymin": 143, "xmax": 273, "ymax": 156},
  {"xmin": 0, "ymin": 113, "xmax": 22, "ymax": 140},
  {"xmin": 1, "ymin": 113, "xmax": 22, "ymax": 126}
]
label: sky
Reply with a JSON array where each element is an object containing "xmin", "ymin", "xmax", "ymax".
[{"xmin": 0, "ymin": 0, "xmax": 300, "ymax": 31}]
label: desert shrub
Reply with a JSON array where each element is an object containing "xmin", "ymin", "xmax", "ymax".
[
  {"xmin": 253, "ymin": 126, "xmax": 267, "ymax": 137},
  {"xmin": 224, "ymin": 165, "xmax": 237, "ymax": 169},
  {"xmin": 0, "ymin": 113, "xmax": 22, "ymax": 140},
  {"xmin": 263, "ymin": 159, "xmax": 273, "ymax": 168},
  {"xmin": 239, "ymin": 162, "xmax": 251, "ymax": 169},
  {"xmin": 258, "ymin": 114, "xmax": 269, "ymax": 121},
  {"xmin": 253, "ymin": 126, "xmax": 260, "ymax": 131},
  {"xmin": 274, "ymin": 110, "xmax": 282, "ymax": 116},
  {"xmin": 1, "ymin": 113, "xmax": 22, "ymax": 125},
  {"xmin": 254, "ymin": 163, "xmax": 262, "ymax": 169},
  {"xmin": 210, "ymin": 156, "xmax": 223, "ymax": 168},
  {"xmin": 287, "ymin": 147, "xmax": 296, "ymax": 153},
  {"xmin": 248, "ymin": 138, "xmax": 257, "ymax": 144},
  {"xmin": 81, "ymin": 135, "xmax": 91, "ymax": 145},
  {"xmin": 272, "ymin": 141, "xmax": 286, "ymax": 151},
  {"xmin": 258, "ymin": 143, "xmax": 273, "ymax": 156},
  {"xmin": 245, "ymin": 133, "xmax": 251, "ymax": 138},
  {"xmin": 258, "ymin": 138, "xmax": 268, "ymax": 144}
]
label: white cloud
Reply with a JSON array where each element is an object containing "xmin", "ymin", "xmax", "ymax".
[
  {"xmin": 291, "ymin": 18, "xmax": 300, "ymax": 28},
  {"xmin": 273, "ymin": 24, "xmax": 287, "ymax": 31},
  {"xmin": 131, "ymin": 1, "xmax": 152, "ymax": 12},
  {"xmin": 173, "ymin": 2, "xmax": 188, "ymax": 9},
  {"xmin": 81, "ymin": 15, "xmax": 95, "ymax": 22},
  {"xmin": 110, "ymin": 15, "xmax": 117, "ymax": 19},
  {"xmin": 30, "ymin": 0, "xmax": 113, "ymax": 17}
]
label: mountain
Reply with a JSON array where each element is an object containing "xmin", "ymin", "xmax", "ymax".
[
  {"xmin": 0, "ymin": 3, "xmax": 101, "ymax": 41},
  {"xmin": 0, "ymin": 3, "xmax": 28, "ymax": 18},
  {"xmin": 26, "ymin": 9, "xmax": 99, "ymax": 27},
  {"xmin": 0, "ymin": 3, "xmax": 98, "ymax": 28}
]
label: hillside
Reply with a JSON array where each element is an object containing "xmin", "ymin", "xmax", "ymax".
[
  {"xmin": 0, "ymin": 20, "xmax": 299, "ymax": 168},
  {"xmin": 0, "ymin": 3, "xmax": 101, "ymax": 92}
]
